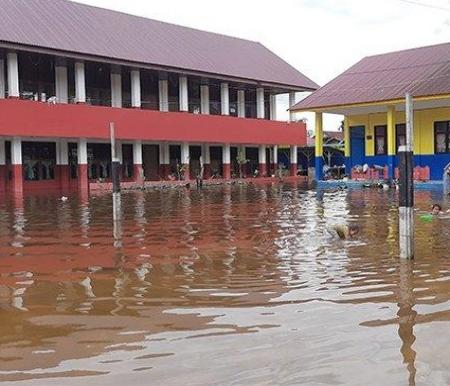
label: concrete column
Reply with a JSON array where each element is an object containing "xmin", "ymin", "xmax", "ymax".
[
  {"xmin": 11, "ymin": 137, "xmax": 23, "ymax": 193},
  {"xmin": 290, "ymin": 145, "xmax": 298, "ymax": 177},
  {"xmin": 133, "ymin": 140, "xmax": 144, "ymax": 185},
  {"xmin": 179, "ymin": 75, "xmax": 189, "ymax": 112},
  {"xmin": 256, "ymin": 87, "xmax": 265, "ymax": 119},
  {"xmin": 269, "ymin": 94, "xmax": 277, "ymax": 121},
  {"xmin": 272, "ymin": 145, "xmax": 278, "ymax": 174},
  {"xmin": 222, "ymin": 144, "xmax": 231, "ymax": 179},
  {"xmin": 55, "ymin": 62, "xmax": 68, "ymax": 104},
  {"xmin": 7, "ymin": 52, "xmax": 19, "ymax": 98},
  {"xmin": 75, "ymin": 61, "xmax": 86, "ymax": 104},
  {"xmin": 78, "ymin": 138, "xmax": 89, "ymax": 192},
  {"xmin": 159, "ymin": 79, "xmax": 169, "ymax": 112},
  {"xmin": 159, "ymin": 143, "xmax": 170, "ymax": 179},
  {"xmin": 111, "ymin": 66, "xmax": 122, "ymax": 108},
  {"xmin": 131, "ymin": 69, "xmax": 141, "ymax": 108},
  {"xmin": 237, "ymin": 90, "xmax": 246, "ymax": 118},
  {"xmin": 387, "ymin": 105, "xmax": 396, "ymax": 180},
  {"xmin": 0, "ymin": 139, "xmax": 6, "ymax": 191},
  {"xmin": 0, "ymin": 59, "xmax": 5, "ymax": 99},
  {"xmin": 200, "ymin": 84, "xmax": 210, "ymax": 114},
  {"xmin": 259, "ymin": 145, "xmax": 267, "ymax": 177},
  {"xmin": 289, "ymin": 92, "xmax": 296, "ymax": 122},
  {"xmin": 181, "ymin": 142, "xmax": 190, "ymax": 180},
  {"xmin": 221, "ymin": 83, "xmax": 230, "ymax": 115},
  {"xmin": 202, "ymin": 144, "xmax": 211, "ymax": 178},
  {"xmin": 344, "ymin": 117, "xmax": 351, "ymax": 176},
  {"xmin": 56, "ymin": 140, "xmax": 70, "ymax": 191},
  {"xmin": 314, "ymin": 112, "xmax": 323, "ymax": 180}
]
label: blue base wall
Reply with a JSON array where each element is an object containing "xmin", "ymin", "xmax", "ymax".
[{"xmin": 358, "ymin": 154, "xmax": 450, "ymax": 181}]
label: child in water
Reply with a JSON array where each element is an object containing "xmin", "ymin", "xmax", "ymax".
[
  {"xmin": 431, "ymin": 204, "xmax": 443, "ymax": 215},
  {"xmin": 332, "ymin": 224, "xmax": 360, "ymax": 240}
]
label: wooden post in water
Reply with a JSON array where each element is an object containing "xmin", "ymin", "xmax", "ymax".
[
  {"xmin": 110, "ymin": 122, "xmax": 121, "ymax": 222},
  {"xmin": 398, "ymin": 93, "xmax": 414, "ymax": 259}
]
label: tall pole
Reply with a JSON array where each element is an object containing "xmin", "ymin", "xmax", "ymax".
[
  {"xmin": 399, "ymin": 94, "xmax": 414, "ymax": 259},
  {"xmin": 110, "ymin": 122, "xmax": 121, "ymax": 221}
]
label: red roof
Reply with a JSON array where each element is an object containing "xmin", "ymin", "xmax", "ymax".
[
  {"xmin": 0, "ymin": 0, "xmax": 318, "ymax": 91},
  {"xmin": 292, "ymin": 42, "xmax": 450, "ymax": 111}
]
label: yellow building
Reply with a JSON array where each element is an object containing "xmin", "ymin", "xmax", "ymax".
[{"xmin": 291, "ymin": 42, "xmax": 450, "ymax": 181}]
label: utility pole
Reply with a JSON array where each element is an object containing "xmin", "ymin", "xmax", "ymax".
[
  {"xmin": 110, "ymin": 122, "xmax": 121, "ymax": 222},
  {"xmin": 398, "ymin": 93, "xmax": 414, "ymax": 259}
]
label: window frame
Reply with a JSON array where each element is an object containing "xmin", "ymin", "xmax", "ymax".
[
  {"xmin": 395, "ymin": 123, "xmax": 406, "ymax": 154},
  {"xmin": 374, "ymin": 125, "xmax": 388, "ymax": 156},
  {"xmin": 434, "ymin": 121, "xmax": 450, "ymax": 154}
]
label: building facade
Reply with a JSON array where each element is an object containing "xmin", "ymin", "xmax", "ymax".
[
  {"xmin": 291, "ymin": 42, "xmax": 450, "ymax": 181},
  {"xmin": 0, "ymin": 0, "xmax": 318, "ymax": 194}
]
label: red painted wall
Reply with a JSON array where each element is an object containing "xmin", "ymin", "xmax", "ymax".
[{"xmin": 0, "ymin": 100, "xmax": 306, "ymax": 146}]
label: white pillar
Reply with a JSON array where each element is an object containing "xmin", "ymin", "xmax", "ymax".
[
  {"xmin": 179, "ymin": 76, "xmax": 189, "ymax": 112},
  {"xmin": 0, "ymin": 59, "xmax": 5, "ymax": 99},
  {"xmin": 289, "ymin": 92, "xmax": 296, "ymax": 122},
  {"xmin": 133, "ymin": 140, "xmax": 143, "ymax": 165},
  {"xmin": 259, "ymin": 145, "xmax": 266, "ymax": 164},
  {"xmin": 202, "ymin": 144, "xmax": 211, "ymax": 164},
  {"xmin": 159, "ymin": 79, "xmax": 169, "ymax": 112},
  {"xmin": 75, "ymin": 61, "xmax": 86, "ymax": 104},
  {"xmin": 111, "ymin": 66, "xmax": 122, "ymax": 108},
  {"xmin": 78, "ymin": 138, "xmax": 88, "ymax": 164},
  {"xmin": 269, "ymin": 94, "xmax": 277, "ymax": 121},
  {"xmin": 131, "ymin": 69, "xmax": 141, "ymax": 108},
  {"xmin": 221, "ymin": 83, "xmax": 230, "ymax": 115},
  {"xmin": 237, "ymin": 90, "xmax": 245, "ymax": 118},
  {"xmin": 160, "ymin": 143, "xmax": 170, "ymax": 164},
  {"xmin": 256, "ymin": 87, "xmax": 265, "ymax": 119},
  {"xmin": 7, "ymin": 52, "xmax": 19, "ymax": 98},
  {"xmin": 223, "ymin": 144, "xmax": 231, "ymax": 164},
  {"xmin": 12, "ymin": 137, "xmax": 22, "ymax": 165},
  {"xmin": 116, "ymin": 141, "xmax": 123, "ymax": 164},
  {"xmin": 290, "ymin": 145, "xmax": 298, "ymax": 165},
  {"xmin": 55, "ymin": 63, "xmax": 68, "ymax": 103},
  {"xmin": 58, "ymin": 140, "xmax": 69, "ymax": 165},
  {"xmin": 200, "ymin": 84, "xmax": 210, "ymax": 114},
  {"xmin": 0, "ymin": 139, "xmax": 5, "ymax": 166},
  {"xmin": 273, "ymin": 145, "xmax": 278, "ymax": 165},
  {"xmin": 181, "ymin": 142, "xmax": 189, "ymax": 164}
]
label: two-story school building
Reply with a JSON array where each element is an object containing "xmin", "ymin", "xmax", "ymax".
[
  {"xmin": 291, "ymin": 42, "xmax": 450, "ymax": 181},
  {"xmin": 0, "ymin": 0, "xmax": 318, "ymax": 194}
]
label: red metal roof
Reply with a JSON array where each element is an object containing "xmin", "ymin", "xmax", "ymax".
[
  {"xmin": 292, "ymin": 42, "xmax": 450, "ymax": 111},
  {"xmin": 0, "ymin": 0, "xmax": 318, "ymax": 91}
]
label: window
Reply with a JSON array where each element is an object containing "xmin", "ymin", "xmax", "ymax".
[
  {"xmin": 23, "ymin": 142, "xmax": 56, "ymax": 181},
  {"xmin": 434, "ymin": 121, "xmax": 450, "ymax": 154},
  {"xmin": 396, "ymin": 124, "xmax": 406, "ymax": 153},
  {"xmin": 374, "ymin": 125, "xmax": 387, "ymax": 155}
]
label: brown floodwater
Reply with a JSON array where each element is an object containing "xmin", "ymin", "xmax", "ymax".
[{"xmin": 0, "ymin": 182, "xmax": 450, "ymax": 385}]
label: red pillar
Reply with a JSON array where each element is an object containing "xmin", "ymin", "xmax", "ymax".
[
  {"xmin": 134, "ymin": 164, "xmax": 144, "ymax": 185},
  {"xmin": 11, "ymin": 164, "xmax": 23, "ymax": 194},
  {"xmin": 78, "ymin": 164, "xmax": 89, "ymax": 192},
  {"xmin": 183, "ymin": 165, "xmax": 190, "ymax": 181},
  {"xmin": 58, "ymin": 165, "xmax": 70, "ymax": 191},
  {"xmin": 159, "ymin": 164, "xmax": 169, "ymax": 180},
  {"xmin": 204, "ymin": 164, "xmax": 211, "ymax": 179},
  {"xmin": 0, "ymin": 165, "xmax": 6, "ymax": 192},
  {"xmin": 259, "ymin": 163, "xmax": 267, "ymax": 177},
  {"xmin": 290, "ymin": 163, "xmax": 298, "ymax": 177},
  {"xmin": 223, "ymin": 164, "xmax": 231, "ymax": 179}
]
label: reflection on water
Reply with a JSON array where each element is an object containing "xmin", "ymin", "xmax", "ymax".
[{"xmin": 1, "ymin": 183, "xmax": 450, "ymax": 385}]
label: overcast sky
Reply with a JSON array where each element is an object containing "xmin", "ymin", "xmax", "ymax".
[{"xmin": 75, "ymin": 0, "xmax": 450, "ymax": 131}]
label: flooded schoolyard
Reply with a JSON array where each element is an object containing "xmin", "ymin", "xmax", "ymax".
[{"xmin": 0, "ymin": 182, "xmax": 449, "ymax": 385}]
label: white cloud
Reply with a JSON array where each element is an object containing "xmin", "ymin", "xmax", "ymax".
[{"xmin": 74, "ymin": 0, "xmax": 450, "ymax": 131}]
